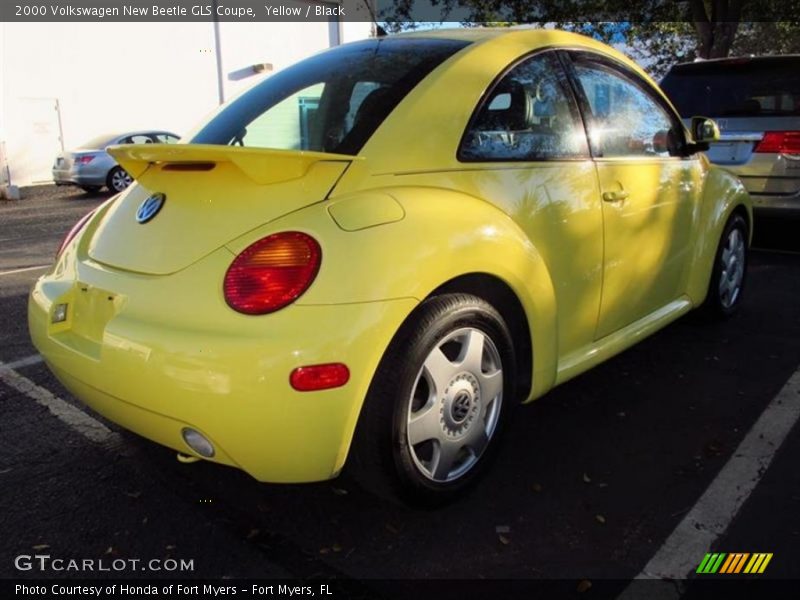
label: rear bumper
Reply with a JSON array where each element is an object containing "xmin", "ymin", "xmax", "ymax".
[
  {"xmin": 716, "ymin": 154, "xmax": 800, "ymax": 214},
  {"xmin": 28, "ymin": 262, "xmax": 416, "ymax": 482},
  {"xmin": 750, "ymin": 189, "xmax": 800, "ymax": 214},
  {"xmin": 52, "ymin": 168, "xmax": 107, "ymax": 187}
]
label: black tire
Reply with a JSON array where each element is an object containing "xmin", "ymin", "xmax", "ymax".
[
  {"xmin": 703, "ymin": 212, "xmax": 749, "ymax": 318},
  {"xmin": 348, "ymin": 293, "xmax": 516, "ymax": 506},
  {"xmin": 106, "ymin": 167, "xmax": 132, "ymax": 193},
  {"xmin": 79, "ymin": 185, "xmax": 102, "ymax": 194}
]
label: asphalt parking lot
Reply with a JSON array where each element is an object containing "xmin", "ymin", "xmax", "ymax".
[{"xmin": 1, "ymin": 186, "xmax": 799, "ymax": 596}]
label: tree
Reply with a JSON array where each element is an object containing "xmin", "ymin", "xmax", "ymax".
[{"xmin": 378, "ymin": 0, "xmax": 800, "ymax": 77}]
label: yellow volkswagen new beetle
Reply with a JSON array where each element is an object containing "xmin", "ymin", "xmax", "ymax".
[{"xmin": 29, "ymin": 29, "xmax": 751, "ymax": 503}]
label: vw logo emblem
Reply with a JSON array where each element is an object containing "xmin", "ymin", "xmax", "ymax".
[
  {"xmin": 451, "ymin": 391, "xmax": 472, "ymax": 423},
  {"xmin": 136, "ymin": 193, "xmax": 165, "ymax": 224}
]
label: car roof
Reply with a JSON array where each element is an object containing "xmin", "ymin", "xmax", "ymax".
[
  {"xmin": 391, "ymin": 27, "xmax": 647, "ymax": 78},
  {"xmin": 115, "ymin": 130, "xmax": 179, "ymax": 138},
  {"xmin": 393, "ymin": 26, "xmax": 610, "ymax": 45}
]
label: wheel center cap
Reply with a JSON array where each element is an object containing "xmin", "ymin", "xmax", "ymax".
[{"xmin": 440, "ymin": 372, "xmax": 481, "ymax": 438}]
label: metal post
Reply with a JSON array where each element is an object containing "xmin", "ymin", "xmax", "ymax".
[{"xmin": 212, "ymin": 0, "xmax": 225, "ymax": 105}]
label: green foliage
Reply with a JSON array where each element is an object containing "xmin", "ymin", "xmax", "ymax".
[{"xmin": 378, "ymin": 1, "xmax": 800, "ymax": 77}]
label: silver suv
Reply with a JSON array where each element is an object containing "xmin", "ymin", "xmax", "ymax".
[{"xmin": 661, "ymin": 56, "xmax": 800, "ymax": 214}]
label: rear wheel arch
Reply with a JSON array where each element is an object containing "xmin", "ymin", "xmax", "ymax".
[{"xmin": 430, "ymin": 273, "xmax": 533, "ymax": 403}]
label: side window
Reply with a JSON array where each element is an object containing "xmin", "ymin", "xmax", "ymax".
[
  {"xmin": 460, "ymin": 52, "xmax": 589, "ymax": 161},
  {"xmin": 155, "ymin": 133, "xmax": 179, "ymax": 144},
  {"xmin": 572, "ymin": 58, "xmax": 684, "ymax": 158},
  {"xmin": 128, "ymin": 134, "xmax": 153, "ymax": 144}
]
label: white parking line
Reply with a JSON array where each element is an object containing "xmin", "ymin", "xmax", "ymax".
[
  {"xmin": 0, "ymin": 360, "xmax": 121, "ymax": 448},
  {"xmin": 0, "ymin": 354, "xmax": 43, "ymax": 372},
  {"xmin": 0, "ymin": 265, "xmax": 49, "ymax": 277},
  {"xmin": 618, "ymin": 364, "xmax": 800, "ymax": 597}
]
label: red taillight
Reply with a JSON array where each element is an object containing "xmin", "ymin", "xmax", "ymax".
[
  {"xmin": 290, "ymin": 363, "xmax": 350, "ymax": 391},
  {"xmin": 75, "ymin": 155, "xmax": 95, "ymax": 165},
  {"xmin": 223, "ymin": 231, "xmax": 321, "ymax": 315},
  {"xmin": 56, "ymin": 209, "xmax": 96, "ymax": 258},
  {"xmin": 754, "ymin": 131, "xmax": 800, "ymax": 154}
]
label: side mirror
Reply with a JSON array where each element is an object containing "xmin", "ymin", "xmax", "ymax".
[{"xmin": 689, "ymin": 116, "xmax": 720, "ymax": 152}]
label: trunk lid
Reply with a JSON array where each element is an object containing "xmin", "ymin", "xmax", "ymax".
[{"xmin": 87, "ymin": 144, "xmax": 354, "ymax": 275}]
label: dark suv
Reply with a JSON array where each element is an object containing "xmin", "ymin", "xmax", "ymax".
[{"xmin": 661, "ymin": 56, "xmax": 800, "ymax": 214}]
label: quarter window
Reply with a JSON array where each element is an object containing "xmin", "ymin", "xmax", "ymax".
[
  {"xmin": 460, "ymin": 52, "xmax": 589, "ymax": 161},
  {"xmin": 572, "ymin": 58, "xmax": 683, "ymax": 158}
]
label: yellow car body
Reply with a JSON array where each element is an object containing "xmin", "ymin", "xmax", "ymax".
[{"xmin": 29, "ymin": 29, "xmax": 751, "ymax": 490}]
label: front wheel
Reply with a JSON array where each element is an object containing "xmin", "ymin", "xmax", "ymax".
[
  {"xmin": 703, "ymin": 212, "xmax": 749, "ymax": 318},
  {"xmin": 350, "ymin": 294, "xmax": 516, "ymax": 505}
]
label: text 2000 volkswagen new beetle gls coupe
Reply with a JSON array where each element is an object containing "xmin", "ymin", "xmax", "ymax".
[{"xmin": 30, "ymin": 29, "xmax": 751, "ymax": 504}]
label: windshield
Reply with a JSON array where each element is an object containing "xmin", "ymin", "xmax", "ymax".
[
  {"xmin": 661, "ymin": 58, "xmax": 800, "ymax": 118},
  {"xmin": 189, "ymin": 37, "xmax": 470, "ymax": 155}
]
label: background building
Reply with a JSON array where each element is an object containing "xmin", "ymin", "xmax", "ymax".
[{"xmin": 0, "ymin": 15, "xmax": 372, "ymax": 187}]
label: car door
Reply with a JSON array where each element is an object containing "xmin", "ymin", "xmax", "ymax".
[
  {"xmin": 456, "ymin": 50, "xmax": 604, "ymax": 361},
  {"xmin": 565, "ymin": 51, "xmax": 704, "ymax": 340}
]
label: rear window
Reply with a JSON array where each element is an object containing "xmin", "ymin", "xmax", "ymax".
[
  {"xmin": 189, "ymin": 38, "xmax": 470, "ymax": 155},
  {"xmin": 661, "ymin": 58, "xmax": 800, "ymax": 117}
]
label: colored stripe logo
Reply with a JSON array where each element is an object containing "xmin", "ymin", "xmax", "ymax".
[{"xmin": 696, "ymin": 552, "xmax": 773, "ymax": 574}]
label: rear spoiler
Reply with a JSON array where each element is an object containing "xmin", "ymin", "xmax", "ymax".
[{"xmin": 107, "ymin": 143, "xmax": 358, "ymax": 186}]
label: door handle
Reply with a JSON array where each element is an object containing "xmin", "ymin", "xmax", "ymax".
[{"xmin": 602, "ymin": 190, "xmax": 629, "ymax": 202}]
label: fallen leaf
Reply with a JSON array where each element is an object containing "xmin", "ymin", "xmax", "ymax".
[
  {"xmin": 166, "ymin": 544, "xmax": 176, "ymax": 550},
  {"xmin": 319, "ymin": 547, "xmax": 330, "ymax": 555},
  {"xmin": 582, "ymin": 473, "xmax": 592, "ymax": 483},
  {"xmin": 142, "ymin": 517, "xmax": 148, "ymax": 525},
  {"xmin": 332, "ymin": 487, "xmax": 348, "ymax": 496},
  {"xmin": 246, "ymin": 528, "xmax": 260, "ymax": 540},
  {"xmin": 332, "ymin": 543, "xmax": 342, "ymax": 553},
  {"xmin": 125, "ymin": 491, "xmax": 141, "ymax": 499},
  {"xmin": 104, "ymin": 546, "xmax": 115, "ymax": 555},
  {"xmin": 595, "ymin": 515, "xmax": 606, "ymax": 525},
  {"xmin": 498, "ymin": 534, "xmax": 510, "ymax": 545},
  {"xmin": 32, "ymin": 544, "xmax": 49, "ymax": 551},
  {"xmin": 577, "ymin": 579, "xmax": 592, "ymax": 593}
]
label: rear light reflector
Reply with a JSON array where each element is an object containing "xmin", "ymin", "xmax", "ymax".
[
  {"xmin": 754, "ymin": 131, "xmax": 800, "ymax": 154},
  {"xmin": 223, "ymin": 231, "xmax": 321, "ymax": 314},
  {"xmin": 75, "ymin": 155, "xmax": 95, "ymax": 165},
  {"xmin": 56, "ymin": 209, "xmax": 96, "ymax": 258},
  {"xmin": 290, "ymin": 363, "xmax": 350, "ymax": 391}
]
